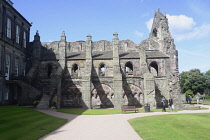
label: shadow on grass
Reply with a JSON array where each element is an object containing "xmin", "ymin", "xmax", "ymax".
[{"xmin": 0, "ymin": 106, "xmax": 67, "ymax": 140}]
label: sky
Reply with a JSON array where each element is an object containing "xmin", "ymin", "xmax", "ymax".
[{"xmin": 11, "ymin": 0, "xmax": 210, "ymax": 73}]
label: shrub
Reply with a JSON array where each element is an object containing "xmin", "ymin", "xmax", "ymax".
[
  {"xmin": 33, "ymin": 100, "xmax": 39, "ymax": 106},
  {"xmin": 50, "ymin": 101, "xmax": 57, "ymax": 109},
  {"xmin": 185, "ymin": 89, "xmax": 194, "ymax": 97}
]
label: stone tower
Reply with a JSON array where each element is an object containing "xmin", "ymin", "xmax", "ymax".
[{"xmin": 148, "ymin": 9, "xmax": 184, "ymax": 108}]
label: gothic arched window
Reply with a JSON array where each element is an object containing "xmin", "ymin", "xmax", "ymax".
[
  {"xmin": 72, "ymin": 64, "xmax": 79, "ymax": 77},
  {"xmin": 99, "ymin": 63, "xmax": 105, "ymax": 76},
  {"xmin": 149, "ymin": 61, "xmax": 158, "ymax": 76},
  {"xmin": 153, "ymin": 28, "xmax": 157, "ymax": 37},
  {"xmin": 47, "ymin": 64, "xmax": 52, "ymax": 78},
  {"xmin": 125, "ymin": 62, "xmax": 133, "ymax": 76}
]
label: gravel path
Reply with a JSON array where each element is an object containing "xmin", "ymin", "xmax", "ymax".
[{"xmin": 37, "ymin": 104, "xmax": 210, "ymax": 140}]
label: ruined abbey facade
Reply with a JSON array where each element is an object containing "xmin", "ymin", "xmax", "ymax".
[
  {"xmin": 0, "ymin": 0, "xmax": 184, "ymax": 109},
  {"xmin": 33, "ymin": 10, "xmax": 184, "ymax": 109}
]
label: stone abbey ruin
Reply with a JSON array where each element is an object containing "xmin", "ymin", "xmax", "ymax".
[
  {"xmin": 0, "ymin": 0, "xmax": 184, "ymax": 109},
  {"xmin": 33, "ymin": 10, "xmax": 184, "ymax": 109}
]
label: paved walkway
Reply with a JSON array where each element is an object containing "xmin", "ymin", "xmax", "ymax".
[{"xmin": 37, "ymin": 104, "xmax": 210, "ymax": 140}]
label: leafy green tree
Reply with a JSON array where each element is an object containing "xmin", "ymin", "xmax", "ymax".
[
  {"xmin": 185, "ymin": 89, "xmax": 194, "ymax": 97},
  {"xmin": 204, "ymin": 70, "xmax": 210, "ymax": 95},
  {"xmin": 180, "ymin": 69, "xmax": 210, "ymax": 94},
  {"xmin": 205, "ymin": 70, "xmax": 210, "ymax": 77}
]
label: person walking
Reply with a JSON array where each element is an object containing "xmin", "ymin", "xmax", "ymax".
[
  {"xmin": 186, "ymin": 96, "xmax": 189, "ymax": 104},
  {"xmin": 168, "ymin": 98, "xmax": 173, "ymax": 112},
  {"xmin": 161, "ymin": 97, "xmax": 166, "ymax": 112},
  {"xmin": 201, "ymin": 97, "xmax": 205, "ymax": 104},
  {"xmin": 196, "ymin": 96, "xmax": 200, "ymax": 104},
  {"xmin": 189, "ymin": 95, "xmax": 192, "ymax": 104}
]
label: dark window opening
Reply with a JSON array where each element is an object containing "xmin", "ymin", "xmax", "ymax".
[
  {"xmin": 153, "ymin": 28, "xmax": 157, "ymax": 37},
  {"xmin": 99, "ymin": 64, "xmax": 105, "ymax": 76},
  {"xmin": 47, "ymin": 65, "xmax": 52, "ymax": 78},
  {"xmin": 125, "ymin": 62, "xmax": 133, "ymax": 76},
  {"xmin": 72, "ymin": 64, "xmax": 78, "ymax": 77},
  {"xmin": 150, "ymin": 62, "xmax": 158, "ymax": 76}
]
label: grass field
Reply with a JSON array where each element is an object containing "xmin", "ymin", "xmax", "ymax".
[
  {"xmin": 191, "ymin": 99, "xmax": 210, "ymax": 105},
  {"xmin": 204, "ymin": 99, "xmax": 210, "ymax": 105},
  {"xmin": 129, "ymin": 113, "xmax": 210, "ymax": 140},
  {"xmin": 57, "ymin": 108, "xmax": 178, "ymax": 115},
  {"xmin": 0, "ymin": 106, "xmax": 67, "ymax": 140}
]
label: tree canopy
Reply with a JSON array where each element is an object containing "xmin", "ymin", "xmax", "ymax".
[
  {"xmin": 205, "ymin": 70, "xmax": 210, "ymax": 77},
  {"xmin": 180, "ymin": 69, "xmax": 210, "ymax": 95}
]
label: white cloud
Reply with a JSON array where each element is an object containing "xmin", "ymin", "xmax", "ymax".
[
  {"xmin": 145, "ymin": 14, "xmax": 210, "ymax": 41},
  {"xmin": 134, "ymin": 31, "xmax": 144, "ymax": 38},
  {"xmin": 146, "ymin": 18, "xmax": 153, "ymax": 31},
  {"xmin": 175, "ymin": 23, "xmax": 210, "ymax": 41},
  {"xmin": 166, "ymin": 14, "xmax": 196, "ymax": 33}
]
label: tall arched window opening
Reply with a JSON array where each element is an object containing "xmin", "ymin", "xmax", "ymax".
[
  {"xmin": 47, "ymin": 64, "xmax": 52, "ymax": 78},
  {"xmin": 72, "ymin": 64, "xmax": 78, "ymax": 77},
  {"xmin": 150, "ymin": 62, "xmax": 158, "ymax": 76},
  {"xmin": 99, "ymin": 63, "xmax": 105, "ymax": 76},
  {"xmin": 153, "ymin": 28, "xmax": 157, "ymax": 37},
  {"xmin": 125, "ymin": 62, "xmax": 133, "ymax": 76}
]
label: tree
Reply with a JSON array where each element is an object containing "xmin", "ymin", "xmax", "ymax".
[
  {"xmin": 205, "ymin": 70, "xmax": 210, "ymax": 77},
  {"xmin": 204, "ymin": 70, "xmax": 210, "ymax": 95},
  {"xmin": 185, "ymin": 89, "xmax": 194, "ymax": 97},
  {"xmin": 180, "ymin": 69, "xmax": 210, "ymax": 95}
]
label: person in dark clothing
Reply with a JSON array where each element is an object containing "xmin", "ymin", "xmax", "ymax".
[
  {"xmin": 168, "ymin": 98, "xmax": 173, "ymax": 112},
  {"xmin": 189, "ymin": 95, "xmax": 192, "ymax": 104},
  {"xmin": 161, "ymin": 97, "xmax": 166, "ymax": 112},
  {"xmin": 186, "ymin": 96, "xmax": 189, "ymax": 103}
]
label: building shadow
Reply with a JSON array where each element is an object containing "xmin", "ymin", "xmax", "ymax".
[
  {"xmin": 120, "ymin": 67, "xmax": 142, "ymax": 108},
  {"xmin": 91, "ymin": 66, "xmax": 113, "ymax": 108},
  {"xmin": 25, "ymin": 32, "xmax": 89, "ymax": 112},
  {"xmin": 155, "ymin": 85, "xmax": 167, "ymax": 109}
]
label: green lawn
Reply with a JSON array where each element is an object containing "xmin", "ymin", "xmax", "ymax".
[
  {"xmin": 191, "ymin": 99, "xmax": 210, "ymax": 105},
  {"xmin": 185, "ymin": 107, "xmax": 208, "ymax": 110},
  {"xmin": 57, "ymin": 108, "xmax": 174, "ymax": 115},
  {"xmin": 129, "ymin": 113, "xmax": 210, "ymax": 140},
  {"xmin": 0, "ymin": 106, "xmax": 67, "ymax": 140},
  {"xmin": 202, "ymin": 99, "xmax": 210, "ymax": 105}
]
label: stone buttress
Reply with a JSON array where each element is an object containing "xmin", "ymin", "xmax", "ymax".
[
  {"xmin": 82, "ymin": 34, "xmax": 93, "ymax": 108},
  {"xmin": 112, "ymin": 33, "xmax": 123, "ymax": 109}
]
